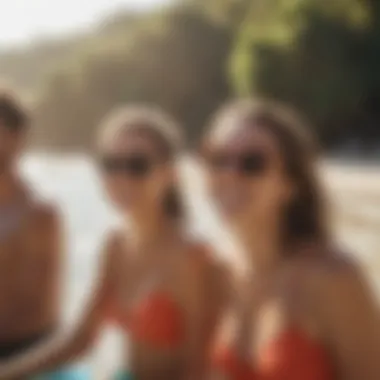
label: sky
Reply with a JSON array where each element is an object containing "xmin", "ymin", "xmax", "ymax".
[{"xmin": 0, "ymin": 0, "xmax": 167, "ymax": 47}]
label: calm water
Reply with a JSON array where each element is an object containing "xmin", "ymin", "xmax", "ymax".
[{"xmin": 20, "ymin": 154, "xmax": 380, "ymax": 377}]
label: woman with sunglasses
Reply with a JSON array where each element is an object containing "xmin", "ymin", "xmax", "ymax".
[
  {"xmin": 0, "ymin": 105, "xmax": 226, "ymax": 380},
  {"xmin": 201, "ymin": 99, "xmax": 380, "ymax": 380}
]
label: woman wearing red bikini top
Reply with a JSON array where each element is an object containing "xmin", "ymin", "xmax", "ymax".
[
  {"xmin": 200, "ymin": 99, "xmax": 380, "ymax": 380},
  {"xmin": 0, "ymin": 105, "xmax": 226, "ymax": 380}
]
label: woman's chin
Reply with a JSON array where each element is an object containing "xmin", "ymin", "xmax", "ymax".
[
  {"xmin": 114, "ymin": 201, "xmax": 135, "ymax": 215},
  {"xmin": 220, "ymin": 206, "xmax": 246, "ymax": 224}
]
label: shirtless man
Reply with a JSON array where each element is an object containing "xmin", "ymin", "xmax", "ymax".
[{"xmin": 0, "ymin": 92, "xmax": 62, "ymax": 361}]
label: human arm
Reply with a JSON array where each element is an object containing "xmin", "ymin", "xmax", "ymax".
[
  {"xmin": 0, "ymin": 232, "xmax": 121, "ymax": 379},
  {"xmin": 182, "ymin": 245, "xmax": 231, "ymax": 380},
  {"xmin": 36, "ymin": 203, "xmax": 64, "ymax": 328}
]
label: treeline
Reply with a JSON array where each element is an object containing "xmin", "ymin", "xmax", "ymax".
[{"xmin": 1, "ymin": 0, "xmax": 380, "ymax": 153}]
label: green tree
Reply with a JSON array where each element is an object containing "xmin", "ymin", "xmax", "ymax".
[
  {"xmin": 231, "ymin": 0, "xmax": 380, "ymax": 148},
  {"xmin": 32, "ymin": 6, "xmax": 232, "ymax": 149}
]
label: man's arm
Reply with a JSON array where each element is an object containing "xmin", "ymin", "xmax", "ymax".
[
  {"xmin": 37, "ymin": 203, "xmax": 64, "ymax": 327},
  {"xmin": 0, "ymin": 230, "xmax": 120, "ymax": 378}
]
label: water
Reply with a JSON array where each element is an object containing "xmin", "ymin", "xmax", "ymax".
[{"xmin": 19, "ymin": 154, "xmax": 380, "ymax": 376}]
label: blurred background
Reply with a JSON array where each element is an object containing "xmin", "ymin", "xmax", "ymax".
[{"xmin": 1, "ymin": 0, "xmax": 380, "ymax": 377}]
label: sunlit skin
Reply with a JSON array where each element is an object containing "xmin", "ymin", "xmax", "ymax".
[
  {"xmin": 0, "ymin": 121, "xmax": 61, "ymax": 352},
  {"xmin": 0, "ymin": 121, "xmax": 24, "ymax": 174},
  {"xmin": 205, "ymin": 120, "xmax": 380, "ymax": 380},
  {"xmin": 0, "ymin": 118, "xmax": 227, "ymax": 380},
  {"xmin": 207, "ymin": 125, "xmax": 294, "ymax": 238}
]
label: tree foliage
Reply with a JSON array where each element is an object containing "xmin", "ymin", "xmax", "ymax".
[
  {"xmin": 232, "ymin": 0, "xmax": 380, "ymax": 147},
  {"xmin": 1, "ymin": 0, "xmax": 380, "ymax": 151},
  {"xmin": 30, "ymin": 6, "xmax": 231, "ymax": 150}
]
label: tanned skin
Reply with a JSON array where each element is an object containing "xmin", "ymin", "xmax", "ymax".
[{"xmin": 0, "ymin": 94, "xmax": 62, "ymax": 357}]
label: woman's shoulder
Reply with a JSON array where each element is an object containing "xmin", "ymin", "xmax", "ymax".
[
  {"xmin": 298, "ymin": 242, "xmax": 379, "ymax": 347},
  {"xmin": 98, "ymin": 226, "xmax": 131, "ymax": 267},
  {"xmin": 181, "ymin": 235, "xmax": 232, "ymax": 296},
  {"xmin": 299, "ymin": 242, "xmax": 362, "ymax": 277},
  {"xmin": 28, "ymin": 196, "xmax": 61, "ymax": 228},
  {"xmin": 296, "ymin": 242, "xmax": 370, "ymax": 304},
  {"xmin": 183, "ymin": 233, "xmax": 229, "ymax": 272}
]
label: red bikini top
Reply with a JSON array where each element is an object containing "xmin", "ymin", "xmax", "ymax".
[
  {"xmin": 108, "ymin": 290, "xmax": 185, "ymax": 349},
  {"xmin": 106, "ymin": 241, "xmax": 213, "ymax": 350},
  {"xmin": 212, "ymin": 327, "xmax": 334, "ymax": 380}
]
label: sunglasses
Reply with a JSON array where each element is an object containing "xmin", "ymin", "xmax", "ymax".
[
  {"xmin": 100, "ymin": 154, "xmax": 155, "ymax": 177},
  {"xmin": 207, "ymin": 150, "xmax": 269, "ymax": 176}
]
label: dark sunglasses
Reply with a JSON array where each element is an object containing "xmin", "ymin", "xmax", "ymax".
[
  {"xmin": 207, "ymin": 150, "xmax": 269, "ymax": 176},
  {"xmin": 100, "ymin": 154, "xmax": 154, "ymax": 177}
]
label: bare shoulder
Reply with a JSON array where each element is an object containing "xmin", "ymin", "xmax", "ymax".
[
  {"xmin": 27, "ymin": 200, "xmax": 62, "ymax": 250},
  {"xmin": 318, "ymin": 251, "xmax": 372, "ymax": 302},
  {"xmin": 297, "ymin": 243, "xmax": 375, "ymax": 309},
  {"xmin": 302, "ymin": 244, "xmax": 364, "ymax": 283},
  {"xmin": 99, "ymin": 227, "xmax": 132, "ymax": 276},
  {"xmin": 182, "ymin": 237, "xmax": 232, "ymax": 300},
  {"xmin": 296, "ymin": 243, "xmax": 380, "ymax": 362},
  {"xmin": 101, "ymin": 228, "xmax": 125, "ymax": 261},
  {"xmin": 103, "ymin": 227, "xmax": 124, "ymax": 250},
  {"xmin": 31, "ymin": 200, "xmax": 61, "ymax": 229},
  {"xmin": 184, "ymin": 237, "xmax": 229, "ymax": 277}
]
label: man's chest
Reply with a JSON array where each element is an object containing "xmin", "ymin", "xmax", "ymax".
[{"xmin": 0, "ymin": 222, "xmax": 51, "ymax": 295}]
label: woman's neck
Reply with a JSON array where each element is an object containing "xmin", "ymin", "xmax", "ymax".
[
  {"xmin": 127, "ymin": 210, "xmax": 178, "ymax": 251},
  {"xmin": 234, "ymin": 212, "xmax": 283, "ymax": 276}
]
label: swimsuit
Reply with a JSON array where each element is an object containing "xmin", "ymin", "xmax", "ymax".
[
  {"xmin": 113, "ymin": 371, "xmax": 135, "ymax": 380},
  {"xmin": 0, "ymin": 329, "xmax": 52, "ymax": 360},
  {"xmin": 31, "ymin": 363, "xmax": 89, "ymax": 380},
  {"xmin": 212, "ymin": 327, "xmax": 334, "ymax": 380},
  {"xmin": 108, "ymin": 243, "xmax": 211, "ymax": 379},
  {"xmin": 109, "ymin": 290, "xmax": 185, "ymax": 379},
  {"xmin": 0, "ymin": 329, "xmax": 90, "ymax": 379}
]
